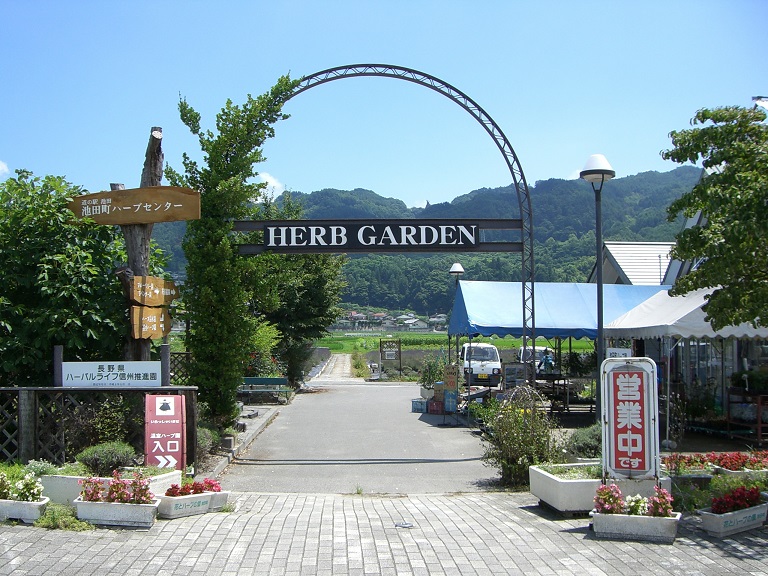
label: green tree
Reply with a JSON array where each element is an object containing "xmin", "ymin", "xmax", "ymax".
[
  {"xmin": 164, "ymin": 78, "xmax": 298, "ymax": 427},
  {"xmin": 249, "ymin": 195, "xmax": 345, "ymax": 385},
  {"xmin": 662, "ymin": 105, "xmax": 768, "ymax": 329},
  {"xmin": 0, "ymin": 171, "xmax": 128, "ymax": 386}
]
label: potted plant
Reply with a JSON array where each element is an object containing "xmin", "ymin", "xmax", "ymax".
[
  {"xmin": 697, "ymin": 485, "xmax": 768, "ymax": 537},
  {"xmin": 202, "ymin": 477, "xmax": 230, "ymax": 511},
  {"xmin": 157, "ymin": 477, "xmax": 229, "ymax": 518},
  {"xmin": 158, "ymin": 480, "xmax": 211, "ymax": 519},
  {"xmin": 74, "ymin": 470, "xmax": 160, "ymax": 528},
  {"xmin": 0, "ymin": 471, "xmax": 50, "ymax": 523},
  {"xmin": 590, "ymin": 483, "xmax": 681, "ymax": 543}
]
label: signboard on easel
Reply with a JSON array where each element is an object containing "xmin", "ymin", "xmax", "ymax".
[{"xmin": 145, "ymin": 394, "xmax": 186, "ymax": 470}]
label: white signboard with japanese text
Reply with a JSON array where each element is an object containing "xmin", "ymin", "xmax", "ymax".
[
  {"xmin": 606, "ymin": 347, "xmax": 631, "ymax": 358},
  {"xmin": 62, "ymin": 361, "xmax": 162, "ymax": 387},
  {"xmin": 600, "ymin": 357, "xmax": 659, "ymax": 480}
]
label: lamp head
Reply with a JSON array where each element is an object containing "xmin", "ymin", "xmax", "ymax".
[
  {"xmin": 449, "ymin": 262, "xmax": 465, "ymax": 278},
  {"xmin": 580, "ymin": 154, "xmax": 615, "ymax": 184}
]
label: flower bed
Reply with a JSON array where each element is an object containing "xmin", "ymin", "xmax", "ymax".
[
  {"xmin": 0, "ymin": 471, "xmax": 49, "ymax": 523},
  {"xmin": 42, "ymin": 468, "xmax": 181, "ymax": 505},
  {"xmin": 529, "ymin": 463, "xmax": 671, "ymax": 515},
  {"xmin": 158, "ymin": 478, "xmax": 229, "ymax": 519},
  {"xmin": 591, "ymin": 484, "xmax": 681, "ymax": 544},
  {"xmin": 75, "ymin": 470, "xmax": 159, "ymax": 528},
  {"xmin": 661, "ymin": 451, "xmax": 768, "ymax": 474}
]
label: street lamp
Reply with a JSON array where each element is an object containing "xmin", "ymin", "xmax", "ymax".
[
  {"xmin": 449, "ymin": 263, "xmax": 464, "ymax": 362},
  {"xmin": 580, "ymin": 154, "xmax": 615, "ymax": 416}
]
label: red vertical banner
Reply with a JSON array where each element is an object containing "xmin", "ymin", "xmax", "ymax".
[
  {"xmin": 145, "ymin": 394, "xmax": 186, "ymax": 470},
  {"xmin": 601, "ymin": 357, "xmax": 658, "ymax": 480}
]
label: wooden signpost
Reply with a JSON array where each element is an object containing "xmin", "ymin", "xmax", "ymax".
[
  {"xmin": 130, "ymin": 305, "xmax": 173, "ymax": 340},
  {"xmin": 65, "ymin": 127, "xmax": 199, "ymax": 360},
  {"xmin": 130, "ymin": 276, "xmax": 179, "ymax": 307},
  {"xmin": 68, "ymin": 186, "xmax": 200, "ymax": 226}
]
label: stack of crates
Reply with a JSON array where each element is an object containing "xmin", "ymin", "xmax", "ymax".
[
  {"xmin": 443, "ymin": 390, "xmax": 458, "ymax": 414},
  {"xmin": 427, "ymin": 400, "xmax": 444, "ymax": 414},
  {"xmin": 411, "ymin": 398, "xmax": 427, "ymax": 413}
]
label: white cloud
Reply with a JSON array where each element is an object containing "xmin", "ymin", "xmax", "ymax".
[
  {"xmin": 257, "ymin": 172, "xmax": 285, "ymax": 197},
  {"xmin": 0, "ymin": 161, "xmax": 9, "ymax": 177}
]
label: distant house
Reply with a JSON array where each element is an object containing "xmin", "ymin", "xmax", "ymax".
[{"xmin": 403, "ymin": 318, "xmax": 428, "ymax": 331}]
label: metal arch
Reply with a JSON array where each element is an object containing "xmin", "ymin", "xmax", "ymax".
[{"xmin": 288, "ymin": 64, "xmax": 536, "ymax": 359}]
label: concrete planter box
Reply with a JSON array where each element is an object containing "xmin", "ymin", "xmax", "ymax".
[
  {"xmin": 74, "ymin": 497, "xmax": 160, "ymax": 528},
  {"xmin": 42, "ymin": 469, "xmax": 182, "ymax": 505},
  {"xmin": 529, "ymin": 463, "xmax": 671, "ymax": 515},
  {"xmin": 591, "ymin": 511, "xmax": 681, "ymax": 544},
  {"xmin": 208, "ymin": 490, "xmax": 230, "ymax": 512},
  {"xmin": 157, "ymin": 493, "xmax": 211, "ymax": 519},
  {"xmin": 0, "ymin": 497, "xmax": 50, "ymax": 524},
  {"xmin": 697, "ymin": 502, "xmax": 768, "ymax": 537}
]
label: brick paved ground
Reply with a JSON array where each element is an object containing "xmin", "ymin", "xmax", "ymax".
[{"xmin": 1, "ymin": 491, "xmax": 767, "ymax": 575}]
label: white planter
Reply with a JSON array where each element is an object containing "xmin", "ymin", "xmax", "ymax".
[
  {"xmin": 157, "ymin": 493, "xmax": 211, "ymax": 519},
  {"xmin": 74, "ymin": 497, "xmax": 159, "ymax": 528},
  {"xmin": 697, "ymin": 502, "xmax": 768, "ymax": 537},
  {"xmin": 529, "ymin": 463, "xmax": 672, "ymax": 514},
  {"xmin": 208, "ymin": 490, "xmax": 230, "ymax": 512},
  {"xmin": 42, "ymin": 469, "xmax": 182, "ymax": 505},
  {"xmin": 591, "ymin": 511, "xmax": 681, "ymax": 544},
  {"xmin": 0, "ymin": 497, "xmax": 50, "ymax": 524},
  {"xmin": 420, "ymin": 387, "xmax": 435, "ymax": 400}
]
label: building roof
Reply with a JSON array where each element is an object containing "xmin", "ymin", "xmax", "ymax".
[{"xmin": 589, "ymin": 242, "xmax": 675, "ymax": 285}]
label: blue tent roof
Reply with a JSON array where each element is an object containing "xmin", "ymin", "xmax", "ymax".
[{"xmin": 447, "ymin": 281, "xmax": 669, "ymax": 339}]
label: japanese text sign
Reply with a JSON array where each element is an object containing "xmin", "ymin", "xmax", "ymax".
[
  {"xmin": 68, "ymin": 186, "xmax": 200, "ymax": 225},
  {"xmin": 601, "ymin": 357, "xmax": 659, "ymax": 480},
  {"xmin": 130, "ymin": 276, "xmax": 178, "ymax": 307},
  {"xmin": 145, "ymin": 394, "xmax": 186, "ymax": 470},
  {"xmin": 131, "ymin": 305, "xmax": 172, "ymax": 340},
  {"xmin": 62, "ymin": 361, "xmax": 161, "ymax": 387}
]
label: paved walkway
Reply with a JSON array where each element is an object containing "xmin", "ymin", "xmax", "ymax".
[{"xmin": 1, "ymin": 491, "xmax": 767, "ymax": 575}]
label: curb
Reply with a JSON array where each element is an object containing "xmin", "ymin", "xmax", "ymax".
[{"xmin": 197, "ymin": 407, "xmax": 280, "ymax": 480}]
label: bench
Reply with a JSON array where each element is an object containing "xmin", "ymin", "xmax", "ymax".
[{"xmin": 238, "ymin": 377, "xmax": 293, "ymax": 404}]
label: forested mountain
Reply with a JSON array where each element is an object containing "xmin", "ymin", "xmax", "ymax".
[{"xmin": 154, "ymin": 166, "xmax": 702, "ymax": 315}]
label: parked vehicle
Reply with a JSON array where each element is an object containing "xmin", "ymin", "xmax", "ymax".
[{"xmin": 460, "ymin": 343, "xmax": 502, "ymax": 387}]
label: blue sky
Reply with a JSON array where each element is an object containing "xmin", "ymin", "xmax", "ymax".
[{"xmin": 2, "ymin": 1, "xmax": 766, "ymax": 208}]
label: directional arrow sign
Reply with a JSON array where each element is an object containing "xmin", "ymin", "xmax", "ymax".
[
  {"xmin": 154, "ymin": 455, "xmax": 178, "ymax": 468},
  {"xmin": 130, "ymin": 276, "xmax": 179, "ymax": 307}
]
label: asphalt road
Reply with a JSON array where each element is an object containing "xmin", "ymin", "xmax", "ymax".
[{"xmin": 221, "ymin": 356, "xmax": 497, "ymax": 494}]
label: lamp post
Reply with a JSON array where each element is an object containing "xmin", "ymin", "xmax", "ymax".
[
  {"xmin": 449, "ymin": 263, "xmax": 464, "ymax": 363},
  {"xmin": 580, "ymin": 154, "xmax": 615, "ymax": 417}
]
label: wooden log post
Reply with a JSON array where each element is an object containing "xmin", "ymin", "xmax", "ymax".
[{"xmin": 117, "ymin": 127, "xmax": 165, "ymax": 361}]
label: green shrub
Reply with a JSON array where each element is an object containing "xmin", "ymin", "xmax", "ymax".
[
  {"xmin": 418, "ymin": 352, "xmax": 447, "ymax": 389},
  {"xmin": 75, "ymin": 441, "xmax": 136, "ymax": 477},
  {"xmin": 24, "ymin": 459, "xmax": 58, "ymax": 477},
  {"xmin": 196, "ymin": 427, "xmax": 218, "ymax": 463},
  {"xmin": 564, "ymin": 423, "xmax": 602, "ymax": 458},
  {"xmin": 481, "ymin": 398, "xmax": 565, "ymax": 486},
  {"xmin": 34, "ymin": 503, "xmax": 94, "ymax": 531}
]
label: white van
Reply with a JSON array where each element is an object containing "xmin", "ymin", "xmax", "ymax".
[
  {"xmin": 517, "ymin": 346, "xmax": 549, "ymax": 365},
  {"xmin": 460, "ymin": 343, "xmax": 502, "ymax": 387}
]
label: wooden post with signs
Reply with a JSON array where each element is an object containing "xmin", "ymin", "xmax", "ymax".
[
  {"xmin": 67, "ymin": 127, "xmax": 200, "ymax": 362},
  {"xmin": 120, "ymin": 127, "xmax": 162, "ymax": 361}
]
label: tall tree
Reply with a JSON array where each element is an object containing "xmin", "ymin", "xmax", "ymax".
[
  {"xmin": 662, "ymin": 105, "xmax": 768, "ymax": 329},
  {"xmin": 0, "ymin": 171, "xmax": 128, "ymax": 385},
  {"xmin": 164, "ymin": 77, "xmax": 298, "ymax": 427},
  {"xmin": 250, "ymin": 195, "xmax": 346, "ymax": 385}
]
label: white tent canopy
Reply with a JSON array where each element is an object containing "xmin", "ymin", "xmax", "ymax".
[{"xmin": 604, "ymin": 288, "xmax": 768, "ymax": 339}]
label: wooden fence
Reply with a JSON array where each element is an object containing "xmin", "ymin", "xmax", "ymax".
[{"xmin": 0, "ymin": 387, "xmax": 197, "ymax": 466}]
